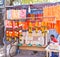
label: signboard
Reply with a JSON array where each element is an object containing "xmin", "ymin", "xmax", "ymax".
[
  {"xmin": 20, "ymin": 9, "xmax": 26, "ymax": 19},
  {"xmin": 7, "ymin": 9, "xmax": 26, "ymax": 19},
  {"xmin": 31, "ymin": 10, "xmax": 43, "ymax": 14}
]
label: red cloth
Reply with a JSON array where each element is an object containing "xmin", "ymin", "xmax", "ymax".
[{"xmin": 52, "ymin": 38, "xmax": 58, "ymax": 43}]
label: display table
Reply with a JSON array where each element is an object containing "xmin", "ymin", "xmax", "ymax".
[
  {"xmin": 19, "ymin": 44, "xmax": 46, "ymax": 51},
  {"xmin": 19, "ymin": 44, "xmax": 47, "ymax": 57}
]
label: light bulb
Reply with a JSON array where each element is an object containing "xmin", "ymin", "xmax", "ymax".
[{"xmin": 28, "ymin": 6, "xmax": 31, "ymax": 13}]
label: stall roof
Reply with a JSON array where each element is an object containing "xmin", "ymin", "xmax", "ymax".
[{"xmin": 6, "ymin": 2, "xmax": 60, "ymax": 9}]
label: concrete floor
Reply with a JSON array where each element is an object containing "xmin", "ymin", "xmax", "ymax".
[{"xmin": 14, "ymin": 50, "xmax": 46, "ymax": 57}]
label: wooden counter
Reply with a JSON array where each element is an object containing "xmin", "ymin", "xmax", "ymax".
[
  {"xmin": 19, "ymin": 44, "xmax": 46, "ymax": 51},
  {"xmin": 19, "ymin": 44, "xmax": 47, "ymax": 57}
]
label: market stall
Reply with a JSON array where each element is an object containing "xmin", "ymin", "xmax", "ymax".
[{"xmin": 4, "ymin": 1, "xmax": 60, "ymax": 57}]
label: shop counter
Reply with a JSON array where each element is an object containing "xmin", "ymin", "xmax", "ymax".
[
  {"xmin": 19, "ymin": 44, "xmax": 46, "ymax": 51},
  {"xmin": 19, "ymin": 44, "xmax": 47, "ymax": 57}
]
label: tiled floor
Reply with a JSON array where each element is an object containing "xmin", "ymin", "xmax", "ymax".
[
  {"xmin": 14, "ymin": 55, "xmax": 41, "ymax": 57},
  {"xmin": 14, "ymin": 50, "xmax": 46, "ymax": 57}
]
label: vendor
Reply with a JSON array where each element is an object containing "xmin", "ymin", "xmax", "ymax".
[
  {"xmin": 50, "ymin": 35, "xmax": 58, "ymax": 43},
  {"xmin": 47, "ymin": 35, "xmax": 59, "ymax": 57}
]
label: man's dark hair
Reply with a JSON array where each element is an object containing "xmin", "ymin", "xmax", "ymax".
[{"xmin": 50, "ymin": 35, "xmax": 55, "ymax": 37}]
